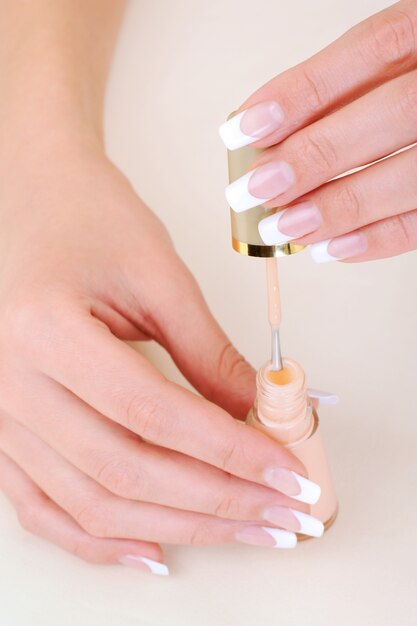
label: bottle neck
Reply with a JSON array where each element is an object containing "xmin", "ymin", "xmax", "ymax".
[{"xmin": 254, "ymin": 358, "xmax": 314, "ymax": 446}]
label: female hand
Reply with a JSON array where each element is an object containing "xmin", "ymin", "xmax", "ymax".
[
  {"xmin": 220, "ymin": 0, "xmax": 417, "ymax": 263},
  {"xmin": 0, "ymin": 130, "xmax": 323, "ymax": 574}
]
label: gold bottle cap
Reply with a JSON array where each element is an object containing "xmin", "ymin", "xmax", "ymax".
[{"xmin": 227, "ymin": 123, "xmax": 304, "ymax": 258}]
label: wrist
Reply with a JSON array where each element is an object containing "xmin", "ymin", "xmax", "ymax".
[
  {"xmin": 0, "ymin": 63, "xmax": 103, "ymax": 152},
  {"xmin": 0, "ymin": 4, "xmax": 112, "ymax": 154}
]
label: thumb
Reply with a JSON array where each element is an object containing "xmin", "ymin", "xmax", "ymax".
[{"xmin": 150, "ymin": 260, "xmax": 256, "ymax": 421}]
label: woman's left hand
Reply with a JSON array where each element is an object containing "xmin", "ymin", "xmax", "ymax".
[{"xmin": 220, "ymin": 0, "xmax": 417, "ymax": 263}]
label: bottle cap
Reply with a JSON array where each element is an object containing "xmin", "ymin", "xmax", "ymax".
[{"xmin": 227, "ymin": 115, "xmax": 305, "ymax": 258}]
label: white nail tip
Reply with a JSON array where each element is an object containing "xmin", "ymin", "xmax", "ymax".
[
  {"xmin": 307, "ymin": 388, "xmax": 339, "ymax": 405},
  {"xmin": 262, "ymin": 527, "xmax": 297, "ymax": 548},
  {"xmin": 139, "ymin": 557, "xmax": 170, "ymax": 576},
  {"xmin": 258, "ymin": 209, "xmax": 294, "ymax": 245},
  {"xmin": 310, "ymin": 240, "xmax": 338, "ymax": 263},
  {"xmin": 218, "ymin": 111, "xmax": 258, "ymax": 151},
  {"xmin": 225, "ymin": 170, "xmax": 268, "ymax": 213},
  {"xmin": 291, "ymin": 472, "xmax": 321, "ymax": 505},
  {"xmin": 291, "ymin": 510, "xmax": 324, "ymax": 538}
]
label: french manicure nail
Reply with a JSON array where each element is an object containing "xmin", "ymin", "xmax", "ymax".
[
  {"xmin": 236, "ymin": 525, "xmax": 297, "ymax": 548},
  {"xmin": 119, "ymin": 555, "xmax": 169, "ymax": 576},
  {"xmin": 264, "ymin": 468, "xmax": 321, "ymax": 504},
  {"xmin": 219, "ymin": 101, "xmax": 284, "ymax": 150},
  {"xmin": 263, "ymin": 506, "xmax": 324, "ymax": 538},
  {"xmin": 310, "ymin": 232, "xmax": 368, "ymax": 263},
  {"xmin": 307, "ymin": 388, "xmax": 339, "ymax": 405},
  {"xmin": 225, "ymin": 161, "xmax": 294, "ymax": 213},
  {"xmin": 258, "ymin": 201, "xmax": 322, "ymax": 245}
]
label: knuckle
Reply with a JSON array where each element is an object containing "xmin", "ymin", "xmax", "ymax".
[
  {"xmin": 218, "ymin": 436, "xmax": 244, "ymax": 474},
  {"xmin": 297, "ymin": 67, "xmax": 331, "ymax": 114},
  {"xmin": 291, "ymin": 130, "xmax": 338, "ymax": 177},
  {"xmin": 217, "ymin": 342, "xmax": 250, "ymax": 383},
  {"xmin": 213, "ymin": 492, "xmax": 242, "ymax": 519},
  {"xmin": 331, "ymin": 183, "xmax": 362, "ymax": 227},
  {"xmin": 125, "ymin": 391, "xmax": 168, "ymax": 442},
  {"xmin": 396, "ymin": 74, "xmax": 417, "ymax": 121},
  {"xmin": 285, "ymin": 66, "xmax": 332, "ymax": 119},
  {"xmin": 390, "ymin": 213, "xmax": 413, "ymax": 249},
  {"xmin": 366, "ymin": 9, "xmax": 417, "ymax": 66},
  {"xmin": 71, "ymin": 538, "xmax": 103, "ymax": 564},
  {"xmin": 410, "ymin": 151, "xmax": 417, "ymax": 201},
  {"xmin": 17, "ymin": 503, "xmax": 43, "ymax": 534},
  {"xmin": 2, "ymin": 297, "xmax": 44, "ymax": 345},
  {"xmin": 95, "ymin": 455, "xmax": 146, "ymax": 499},
  {"xmin": 1, "ymin": 290, "xmax": 72, "ymax": 352},
  {"xmin": 187, "ymin": 521, "xmax": 213, "ymax": 546},
  {"xmin": 74, "ymin": 501, "xmax": 113, "ymax": 537}
]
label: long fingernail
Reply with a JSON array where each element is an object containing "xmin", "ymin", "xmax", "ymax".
[
  {"xmin": 119, "ymin": 555, "xmax": 169, "ymax": 576},
  {"xmin": 258, "ymin": 201, "xmax": 322, "ymax": 244},
  {"xmin": 310, "ymin": 232, "xmax": 368, "ymax": 263},
  {"xmin": 219, "ymin": 101, "xmax": 284, "ymax": 150},
  {"xmin": 263, "ymin": 506, "xmax": 324, "ymax": 538},
  {"xmin": 236, "ymin": 525, "xmax": 297, "ymax": 548},
  {"xmin": 225, "ymin": 161, "xmax": 294, "ymax": 213},
  {"xmin": 264, "ymin": 468, "xmax": 321, "ymax": 504},
  {"xmin": 307, "ymin": 388, "xmax": 339, "ymax": 405}
]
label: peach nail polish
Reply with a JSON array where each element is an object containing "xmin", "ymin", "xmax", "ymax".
[{"xmin": 247, "ymin": 358, "xmax": 338, "ymax": 537}]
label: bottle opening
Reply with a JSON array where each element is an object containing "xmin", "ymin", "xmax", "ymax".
[
  {"xmin": 255, "ymin": 358, "xmax": 313, "ymax": 442},
  {"xmin": 267, "ymin": 366, "xmax": 294, "ymax": 386}
]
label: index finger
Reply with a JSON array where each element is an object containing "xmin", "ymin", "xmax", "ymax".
[
  {"xmin": 220, "ymin": 1, "xmax": 417, "ymax": 150},
  {"xmin": 30, "ymin": 310, "xmax": 320, "ymax": 505}
]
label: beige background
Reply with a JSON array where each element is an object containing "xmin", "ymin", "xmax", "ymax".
[{"xmin": 1, "ymin": 0, "xmax": 417, "ymax": 624}]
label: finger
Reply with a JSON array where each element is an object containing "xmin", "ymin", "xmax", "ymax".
[
  {"xmin": 3, "ymin": 370, "xmax": 309, "ymax": 521},
  {"xmin": 220, "ymin": 1, "xmax": 417, "ymax": 149},
  {"xmin": 13, "ymin": 306, "xmax": 318, "ymax": 502},
  {"xmin": 309, "ymin": 209, "xmax": 417, "ymax": 263},
  {"xmin": 258, "ymin": 144, "xmax": 417, "ymax": 247},
  {"xmin": 0, "ymin": 449, "xmax": 167, "ymax": 573},
  {"xmin": 0, "ymin": 418, "xmax": 305, "ymax": 546},
  {"xmin": 227, "ymin": 69, "xmax": 417, "ymax": 214},
  {"xmin": 129, "ymin": 253, "xmax": 256, "ymax": 419}
]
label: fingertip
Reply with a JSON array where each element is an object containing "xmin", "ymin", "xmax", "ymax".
[{"xmin": 118, "ymin": 554, "xmax": 170, "ymax": 576}]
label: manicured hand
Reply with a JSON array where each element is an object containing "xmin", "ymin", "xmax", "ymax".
[
  {"xmin": 220, "ymin": 0, "xmax": 417, "ymax": 263},
  {"xmin": 0, "ymin": 135, "xmax": 322, "ymax": 574}
]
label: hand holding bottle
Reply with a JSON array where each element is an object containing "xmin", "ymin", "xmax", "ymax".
[
  {"xmin": 220, "ymin": 0, "xmax": 417, "ymax": 263},
  {"xmin": 0, "ymin": 0, "xmax": 323, "ymax": 575}
]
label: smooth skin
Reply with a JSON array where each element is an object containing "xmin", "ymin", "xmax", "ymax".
[
  {"xmin": 0, "ymin": 0, "xmax": 312, "ymax": 571},
  {"xmin": 232, "ymin": 0, "xmax": 417, "ymax": 261},
  {"xmin": 1, "ymin": 0, "xmax": 412, "ymax": 572}
]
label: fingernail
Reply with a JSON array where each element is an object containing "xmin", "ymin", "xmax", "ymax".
[
  {"xmin": 219, "ymin": 101, "xmax": 284, "ymax": 150},
  {"xmin": 307, "ymin": 388, "xmax": 339, "ymax": 405},
  {"xmin": 225, "ymin": 161, "xmax": 294, "ymax": 213},
  {"xmin": 310, "ymin": 232, "xmax": 368, "ymax": 263},
  {"xmin": 119, "ymin": 555, "xmax": 169, "ymax": 576},
  {"xmin": 258, "ymin": 201, "xmax": 322, "ymax": 245},
  {"xmin": 263, "ymin": 506, "xmax": 324, "ymax": 538},
  {"xmin": 236, "ymin": 525, "xmax": 297, "ymax": 548},
  {"xmin": 264, "ymin": 468, "xmax": 321, "ymax": 505}
]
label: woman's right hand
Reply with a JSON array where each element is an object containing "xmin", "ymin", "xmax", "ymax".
[{"xmin": 0, "ymin": 126, "xmax": 322, "ymax": 575}]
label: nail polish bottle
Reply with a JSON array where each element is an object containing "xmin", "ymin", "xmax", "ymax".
[
  {"xmin": 224, "ymin": 118, "xmax": 338, "ymax": 534},
  {"xmin": 247, "ymin": 358, "xmax": 338, "ymax": 535},
  {"xmin": 227, "ymin": 119, "xmax": 303, "ymax": 258}
]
